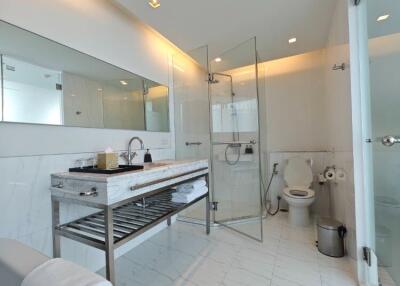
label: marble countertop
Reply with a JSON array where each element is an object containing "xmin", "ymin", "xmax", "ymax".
[{"xmin": 51, "ymin": 159, "xmax": 209, "ymax": 183}]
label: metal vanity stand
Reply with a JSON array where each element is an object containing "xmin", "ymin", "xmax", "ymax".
[{"xmin": 50, "ymin": 162, "xmax": 210, "ymax": 285}]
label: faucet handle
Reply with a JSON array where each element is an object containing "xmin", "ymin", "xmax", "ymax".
[{"xmin": 120, "ymin": 151, "xmax": 138, "ymax": 163}]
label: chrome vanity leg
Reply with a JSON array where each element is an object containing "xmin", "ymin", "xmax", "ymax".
[
  {"xmin": 104, "ymin": 207, "xmax": 115, "ymax": 285},
  {"xmin": 167, "ymin": 217, "xmax": 171, "ymax": 226},
  {"xmin": 51, "ymin": 199, "xmax": 61, "ymax": 257},
  {"xmin": 206, "ymin": 194, "xmax": 210, "ymax": 235},
  {"xmin": 205, "ymin": 175, "xmax": 210, "ymax": 235}
]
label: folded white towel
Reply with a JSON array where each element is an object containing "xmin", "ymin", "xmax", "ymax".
[
  {"xmin": 21, "ymin": 258, "xmax": 112, "ymax": 286},
  {"xmin": 172, "ymin": 186, "xmax": 208, "ymax": 203},
  {"xmin": 176, "ymin": 179, "xmax": 207, "ymax": 193}
]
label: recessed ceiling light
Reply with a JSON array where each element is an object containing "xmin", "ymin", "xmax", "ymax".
[
  {"xmin": 148, "ymin": 0, "xmax": 160, "ymax": 8},
  {"xmin": 120, "ymin": 80, "xmax": 128, "ymax": 85},
  {"xmin": 377, "ymin": 14, "xmax": 390, "ymax": 22},
  {"xmin": 288, "ymin": 38, "xmax": 297, "ymax": 44},
  {"xmin": 215, "ymin": 57, "xmax": 222, "ymax": 62}
]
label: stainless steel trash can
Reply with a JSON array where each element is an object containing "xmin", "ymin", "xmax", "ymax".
[{"xmin": 317, "ymin": 218, "xmax": 346, "ymax": 257}]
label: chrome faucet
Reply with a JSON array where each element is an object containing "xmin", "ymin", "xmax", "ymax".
[{"xmin": 121, "ymin": 136, "xmax": 145, "ymax": 165}]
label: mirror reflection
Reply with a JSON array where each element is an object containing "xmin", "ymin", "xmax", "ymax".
[{"xmin": 0, "ymin": 21, "xmax": 169, "ymax": 132}]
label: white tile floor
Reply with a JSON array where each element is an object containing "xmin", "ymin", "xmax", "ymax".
[{"xmin": 99, "ymin": 212, "xmax": 358, "ymax": 286}]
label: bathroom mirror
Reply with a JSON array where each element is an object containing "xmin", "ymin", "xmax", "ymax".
[{"xmin": 0, "ymin": 20, "xmax": 170, "ymax": 132}]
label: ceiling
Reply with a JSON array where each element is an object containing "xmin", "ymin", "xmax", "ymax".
[
  {"xmin": 115, "ymin": 0, "xmax": 337, "ymax": 62},
  {"xmin": 367, "ymin": 0, "xmax": 400, "ymax": 39}
]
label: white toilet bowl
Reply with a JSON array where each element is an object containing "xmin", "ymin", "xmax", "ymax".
[{"xmin": 282, "ymin": 158, "xmax": 315, "ymax": 226}]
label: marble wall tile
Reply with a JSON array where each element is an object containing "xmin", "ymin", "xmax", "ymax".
[{"xmin": 0, "ymin": 148, "xmax": 174, "ymax": 271}]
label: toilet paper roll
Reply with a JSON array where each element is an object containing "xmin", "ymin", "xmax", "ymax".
[
  {"xmin": 324, "ymin": 168, "xmax": 336, "ymax": 181},
  {"xmin": 336, "ymin": 168, "xmax": 346, "ymax": 181}
]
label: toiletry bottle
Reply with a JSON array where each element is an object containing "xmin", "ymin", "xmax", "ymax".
[
  {"xmin": 144, "ymin": 149, "xmax": 153, "ymax": 163},
  {"xmin": 245, "ymin": 145, "xmax": 253, "ymax": 154}
]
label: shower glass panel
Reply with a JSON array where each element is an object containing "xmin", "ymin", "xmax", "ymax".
[
  {"xmin": 362, "ymin": 0, "xmax": 400, "ymax": 284},
  {"xmin": 210, "ymin": 38, "xmax": 263, "ymax": 241},
  {"xmin": 173, "ymin": 46, "xmax": 211, "ymax": 221}
]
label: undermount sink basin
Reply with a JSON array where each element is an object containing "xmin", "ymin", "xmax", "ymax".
[{"xmin": 69, "ymin": 165, "xmax": 144, "ymax": 174}]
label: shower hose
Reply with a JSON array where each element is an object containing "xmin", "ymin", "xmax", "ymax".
[
  {"xmin": 261, "ymin": 167, "xmax": 281, "ymax": 216},
  {"xmin": 224, "ymin": 143, "xmax": 241, "ymax": 165}
]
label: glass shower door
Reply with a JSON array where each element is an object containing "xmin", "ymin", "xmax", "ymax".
[
  {"xmin": 360, "ymin": 0, "xmax": 400, "ymax": 284},
  {"xmin": 210, "ymin": 38, "xmax": 263, "ymax": 241}
]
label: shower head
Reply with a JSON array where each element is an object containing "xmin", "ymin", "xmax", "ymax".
[
  {"xmin": 207, "ymin": 73, "xmax": 219, "ymax": 84},
  {"xmin": 209, "ymin": 79, "xmax": 219, "ymax": 84}
]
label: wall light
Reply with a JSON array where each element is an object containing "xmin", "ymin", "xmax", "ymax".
[
  {"xmin": 288, "ymin": 38, "xmax": 297, "ymax": 44},
  {"xmin": 120, "ymin": 80, "xmax": 128, "ymax": 85},
  {"xmin": 377, "ymin": 14, "xmax": 390, "ymax": 22},
  {"xmin": 148, "ymin": 0, "xmax": 160, "ymax": 8},
  {"xmin": 215, "ymin": 57, "xmax": 222, "ymax": 62}
]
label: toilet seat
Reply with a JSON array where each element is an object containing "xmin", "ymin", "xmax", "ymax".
[{"xmin": 283, "ymin": 187, "xmax": 315, "ymax": 199}]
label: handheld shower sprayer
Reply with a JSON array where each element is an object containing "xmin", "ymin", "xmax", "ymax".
[
  {"xmin": 272, "ymin": 163, "xmax": 279, "ymax": 175},
  {"xmin": 262, "ymin": 162, "xmax": 281, "ymax": 216}
]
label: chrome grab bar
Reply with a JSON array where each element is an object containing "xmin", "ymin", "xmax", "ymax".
[
  {"xmin": 51, "ymin": 182, "xmax": 98, "ymax": 197},
  {"xmin": 79, "ymin": 187, "xmax": 98, "ymax": 197},
  {"xmin": 52, "ymin": 182, "xmax": 64, "ymax": 188},
  {"xmin": 212, "ymin": 140, "xmax": 256, "ymax": 146},
  {"xmin": 185, "ymin": 142, "xmax": 202, "ymax": 146}
]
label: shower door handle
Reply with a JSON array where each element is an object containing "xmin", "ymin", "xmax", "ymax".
[
  {"xmin": 381, "ymin": 135, "xmax": 400, "ymax": 147},
  {"xmin": 367, "ymin": 135, "xmax": 400, "ymax": 146}
]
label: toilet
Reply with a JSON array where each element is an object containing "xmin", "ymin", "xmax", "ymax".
[{"xmin": 283, "ymin": 157, "xmax": 315, "ymax": 226}]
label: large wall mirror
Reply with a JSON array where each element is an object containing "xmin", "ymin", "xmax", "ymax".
[{"xmin": 0, "ymin": 20, "xmax": 170, "ymax": 132}]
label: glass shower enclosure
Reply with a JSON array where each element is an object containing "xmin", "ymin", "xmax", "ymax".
[{"xmin": 173, "ymin": 38, "xmax": 264, "ymax": 241}]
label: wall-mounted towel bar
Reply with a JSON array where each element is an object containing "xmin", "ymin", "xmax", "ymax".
[
  {"xmin": 185, "ymin": 142, "xmax": 202, "ymax": 146},
  {"xmin": 212, "ymin": 140, "xmax": 256, "ymax": 145}
]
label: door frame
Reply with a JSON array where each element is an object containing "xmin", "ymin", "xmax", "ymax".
[{"xmin": 348, "ymin": 0, "xmax": 378, "ymax": 284}]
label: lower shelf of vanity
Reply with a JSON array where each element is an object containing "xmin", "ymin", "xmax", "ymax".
[{"xmin": 55, "ymin": 189, "xmax": 208, "ymax": 250}]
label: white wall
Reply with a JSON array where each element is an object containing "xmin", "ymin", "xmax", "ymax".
[
  {"xmin": 262, "ymin": 0, "xmax": 356, "ymax": 260},
  {"xmin": 0, "ymin": 0, "xmax": 190, "ymax": 272},
  {"xmin": 323, "ymin": 0, "xmax": 356, "ymax": 259},
  {"xmin": 262, "ymin": 50, "xmax": 331, "ymax": 213},
  {"xmin": 265, "ymin": 50, "xmax": 328, "ymax": 153}
]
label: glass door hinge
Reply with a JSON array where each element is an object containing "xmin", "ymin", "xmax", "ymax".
[
  {"xmin": 210, "ymin": 202, "xmax": 218, "ymax": 211},
  {"xmin": 363, "ymin": 246, "xmax": 371, "ymax": 266}
]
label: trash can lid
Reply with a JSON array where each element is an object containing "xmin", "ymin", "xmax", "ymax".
[{"xmin": 317, "ymin": 217, "xmax": 343, "ymax": 230}]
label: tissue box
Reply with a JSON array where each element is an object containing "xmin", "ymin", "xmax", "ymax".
[{"xmin": 97, "ymin": 152, "xmax": 118, "ymax": 170}]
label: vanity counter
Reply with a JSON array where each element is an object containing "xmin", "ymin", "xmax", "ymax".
[{"xmin": 50, "ymin": 159, "xmax": 208, "ymax": 206}]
